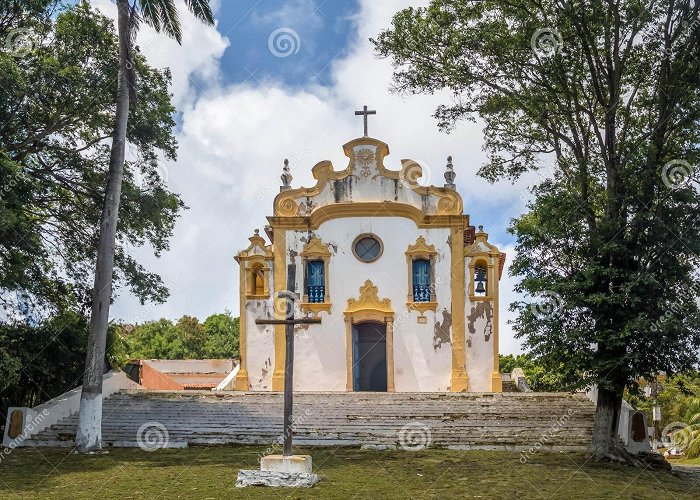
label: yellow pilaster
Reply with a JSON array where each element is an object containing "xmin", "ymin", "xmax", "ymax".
[
  {"xmin": 450, "ymin": 223, "xmax": 469, "ymax": 391},
  {"xmin": 232, "ymin": 263, "xmax": 249, "ymax": 390},
  {"xmin": 272, "ymin": 227, "xmax": 286, "ymax": 391},
  {"xmin": 491, "ymin": 255, "xmax": 503, "ymax": 392}
]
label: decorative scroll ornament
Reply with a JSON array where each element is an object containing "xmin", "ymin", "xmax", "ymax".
[
  {"xmin": 356, "ymin": 148, "xmax": 375, "ymax": 178},
  {"xmin": 346, "ymin": 279, "xmax": 392, "ymax": 315}
]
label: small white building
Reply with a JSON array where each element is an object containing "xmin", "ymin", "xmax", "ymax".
[{"xmin": 233, "ymin": 135, "xmax": 505, "ymax": 393}]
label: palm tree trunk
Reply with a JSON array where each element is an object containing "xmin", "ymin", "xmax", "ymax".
[{"xmin": 75, "ymin": 0, "xmax": 131, "ymax": 453}]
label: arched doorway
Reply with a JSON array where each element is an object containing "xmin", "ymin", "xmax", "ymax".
[
  {"xmin": 344, "ymin": 280, "xmax": 395, "ymax": 392},
  {"xmin": 352, "ymin": 322, "xmax": 387, "ymax": 391}
]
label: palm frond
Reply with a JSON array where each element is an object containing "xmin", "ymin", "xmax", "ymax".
[
  {"xmin": 184, "ymin": 0, "xmax": 214, "ymax": 26},
  {"xmin": 137, "ymin": 0, "xmax": 162, "ymax": 33},
  {"xmin": 157, "ymin": 0, "xmax": 182, "ymax": 44}
]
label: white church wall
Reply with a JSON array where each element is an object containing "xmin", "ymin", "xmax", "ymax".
[
  {"xmin": 285, "ymin": 217, "xmax": 453, "ymax": 392},
  {"xmin": 244, "ymin": 264, "xmax": 275, "ymax": 391}
]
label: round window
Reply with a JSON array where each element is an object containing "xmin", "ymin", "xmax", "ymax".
[{"xmin": 353, "ymin": 234, "xmax": 383, "ymax": 263}]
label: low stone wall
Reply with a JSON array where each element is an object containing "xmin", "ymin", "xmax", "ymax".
[{"xmin": 2, "ymin": 369, "xmax": 141, "ymax": 448}]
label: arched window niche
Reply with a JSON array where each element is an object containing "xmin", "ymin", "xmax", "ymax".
[{"xmin": 405, "ymin": 235, "xmax": 438, "ymax": 323}]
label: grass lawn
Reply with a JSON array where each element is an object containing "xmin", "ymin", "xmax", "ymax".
[{"xmin": 0, "ymin": 446, "xmax": 698, "ymax": 499}]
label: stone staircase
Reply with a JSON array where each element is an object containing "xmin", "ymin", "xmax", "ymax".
[{"xmin": 25, "ymin": 391, "xmax": 595, "ymax": 451}]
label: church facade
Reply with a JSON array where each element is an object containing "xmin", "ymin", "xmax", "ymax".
[{"xmin": 233, "ymin": 135, "xmax": 505, "ymax": 393}]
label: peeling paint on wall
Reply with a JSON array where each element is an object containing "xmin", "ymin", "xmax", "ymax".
[
  {"xmin": 433, "ymin": 309, "xmax": 452, "ymax": 350},
  {"xmin": 260, "ymin": 357, "xmax": 271, "ymax": 379},
  {"xmin": 467, "ymin": 301, "xmax": 493, "ymax": 342}
]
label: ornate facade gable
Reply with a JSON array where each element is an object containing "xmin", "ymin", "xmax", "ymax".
[{"xmin": 272, "ymin": 137, "xmax": 463, "ymax": 224}]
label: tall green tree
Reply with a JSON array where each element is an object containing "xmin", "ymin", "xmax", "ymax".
[
  {"xmin": 0, "ymin": 1, "xmax": 182, "ymax": 314},
  {"xmin": 77, "ymin": 0, "xmax": 214, "ymax": 453},
  {"xmin": 374, "ymin": 0, "xmax": 700, "ymax": 466},
  {"xmin": 120, "ymin": 312, "xmax": 239, "ymax": 360},
  {"xmin": 203, "ymin": 311, "xmax": 239, "ymax": 359},
  {"xmin": 1, "ymin": 0, "xmax": 185, "ymax": 441}
]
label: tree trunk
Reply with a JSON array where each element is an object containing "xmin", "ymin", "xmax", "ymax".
[
  {"xmin": 75, "ymin": 0, "xmax": 131, "ymax": 453},
  {"xmin": 589, "ymin": 385, "xmax": 672, "ymax": 469},
  {"xmin": 589, "ymin": 386, "xmax": 629, "ymax": 460}
]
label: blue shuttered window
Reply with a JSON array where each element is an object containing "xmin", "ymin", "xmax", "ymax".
[
  {"xmin": 307, "ymin": 260, "xmax": 325, "ymax": 303},
  {"xmin": 412, "ymin": 259, "xmax": 431, "ymax": 302}
]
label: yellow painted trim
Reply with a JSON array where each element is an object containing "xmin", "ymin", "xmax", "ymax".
[
  {"xmin": 491, "ymin": 248, "xmax": 503, "ymax": 393},
  {"xmin": 467, "ymin": 258, "xmax": 493, "ymax": 301},
  {"xmin": 344, "ymin": 318, "xmax": 353, "ymax": 391},
  {"xmin": 299, "ymin": 236, "xmax": 332, "ymax": 260},
  {"xmin": 301, "ymin": 302, "xmax": 332, "ymax": 316},
  {"xmin": 405, "ymin": 235, "xmax": 438, "ymax": 320},
  {"xmin": 344, "ymin": 280, "xmax": 395, "ymax": 392},
  {"xmin": 272, "ymin": 227, "xmax": 286, "ymax": 391},
  {"xmin": 406, "ymin": 302, "xmax": 438, "ymax": 314},
  {"xmin": 405, "ymin": 235, "xmax": 437, "ymax": 257},
  {"xmin": 233, "ymin": 263, "xmax": 249, "ymax": 390},
  {"xmin": 299, "ymin": 236, "xmax": 333, "ymax": 316},
  {"xmin": 450, "ymin": 222, "xmax": 469, "ymax": 391},
  {"xmin": 243, "ymin": 259, "xmax": 271, "ymax": 299},
  {"xmin": 272, "ymin": 137, "xmax": 463, "ymax": 218},
  {"xmin": 465, "ymin": 228, "xmax": 503, "ymax": 392},
  {"xmin": 268, "ymin": 202, "xmax": 466, "ymax": 231},
  {"xmin": 352, "ymin": 233, "xmax": 384, "ymax": 263}
]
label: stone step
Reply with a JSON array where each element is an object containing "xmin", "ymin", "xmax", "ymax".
[{"xmin": 23, "ymin": 390, "xmax": 595, "ymax": 450}]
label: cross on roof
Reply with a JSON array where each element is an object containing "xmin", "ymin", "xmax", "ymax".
[{"xmin": 354, "ymin": 105, "xmax": 376, "ymax": 137}]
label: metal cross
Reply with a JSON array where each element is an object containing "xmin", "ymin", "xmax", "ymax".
[
  {"xmin": 354, "ymin": 105, "xmax": 376, "ymax": 137},
  {"xmin": 255, "ymin": 266, "xmax": 321, "ymax": 457}
]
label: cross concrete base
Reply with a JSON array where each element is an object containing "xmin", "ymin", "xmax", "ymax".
[
  {"xmin": 236, "ymin": 455, "xmax": 319, "ymax": 488},
  {"xmin": 261, "ymin": 454, "xmax": 312, "ymax": 473}
]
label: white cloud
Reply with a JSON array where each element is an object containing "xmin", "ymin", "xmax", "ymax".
[
  {"xmin": 108, "ymin": 0, "xmax": 527, "ymax": 353},
  {"xmin": 91, "ymin": 0, "xmax": 229, "ymax": 110}
]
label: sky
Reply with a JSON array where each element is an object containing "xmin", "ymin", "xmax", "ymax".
[{"xmin": 92, "ymin": 0, "xmax": 538, "ymax": 354}]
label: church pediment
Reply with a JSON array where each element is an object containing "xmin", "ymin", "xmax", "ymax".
[{"xmin": 273, "ymin": 137, "xmax": 463, "ymax": 220}]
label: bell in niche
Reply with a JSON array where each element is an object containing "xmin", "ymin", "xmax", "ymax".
[{"xmin": 474, "ymin": 266, "xmax": 487, "ymax": 295}]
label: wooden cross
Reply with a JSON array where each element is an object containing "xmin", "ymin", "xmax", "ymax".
[
  {"xmin": 354, "ymin": 105, "xmax": 376, "ymax": 137},
  {"xmin": 255, "ymin": 265, "xmax": 321, "ymax": 457}
]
